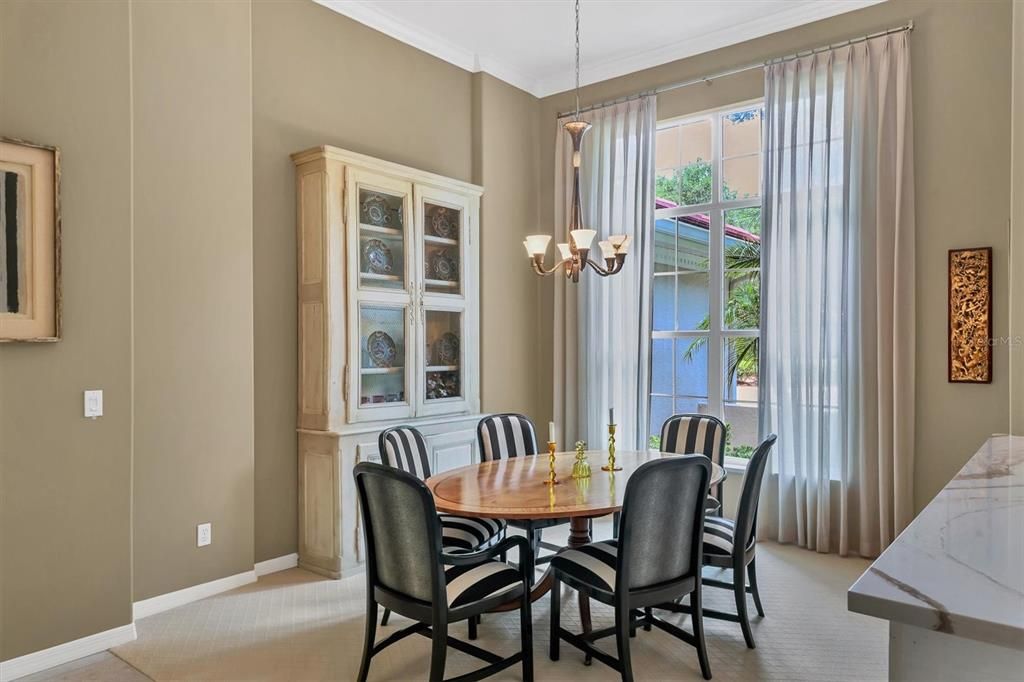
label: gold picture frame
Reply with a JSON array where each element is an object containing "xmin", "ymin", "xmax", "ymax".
[
  {"xmin": 0, "ymin": 137, "xmax": 61, "ymax": 342},
  {"xmin": 948, "ymin": 247, "xmax": 992, "ymax": 383}
]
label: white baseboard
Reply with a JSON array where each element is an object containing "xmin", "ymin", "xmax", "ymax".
[
  {"xmin": 255, "ymin": 552, "xmax": 298, "ymax": 577},
  {"xmin": 133, "ymin": 570, "xmax": 256, "ymax": 620},
  {"xmin": 0, "ymin": 623, "xmax": 136, "ymax": 682}
]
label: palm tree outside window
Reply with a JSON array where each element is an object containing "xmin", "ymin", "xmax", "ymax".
[{"xmin": 649, "ymin": 103, "xmax": 763, "ymax": 463}]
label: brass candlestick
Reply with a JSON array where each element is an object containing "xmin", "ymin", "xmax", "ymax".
[
  {"xmin": 572, "ymin": 440, "xmax": 591, "ymax": 479},
  {"xmin": 602, "ymin": 423, "xmax": 622, "ymax": 472},
  {"xmin": 544, "ymin": 440, "xmax": 560, "ymax": 485}
]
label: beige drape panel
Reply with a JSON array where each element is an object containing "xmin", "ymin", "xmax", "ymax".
[
  {"xmin": 758, "ymin": 32, "xmax": 915, "ymax": 557},
  {"xmin": 553, "ymin": 97, "xmax": 655, "ymax": 450}
]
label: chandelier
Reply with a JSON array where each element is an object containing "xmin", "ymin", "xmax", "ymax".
[{"xmin": 523, "ymin": 0, "xmax": 631, "ymax": 282}]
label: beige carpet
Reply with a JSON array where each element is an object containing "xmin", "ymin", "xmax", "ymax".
[{"xmin": 113, "ymin": 540, "xmax": 885, "ymax": 681}]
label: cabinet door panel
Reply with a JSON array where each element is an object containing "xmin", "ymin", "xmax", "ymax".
[
  {"xmin": 428, "ymin": 428, "xmax": 478, "ymax": 473},
  {"xmin": 418, "ymin": 188, "xmax": 470, "ymax": 298},
  {"xmin": 347, "ymin": 169, "xmax": 414, "ymax": 294},
  {"xmin": 350, "ymin": 302, "xmax": 414, "ymax": 422}
]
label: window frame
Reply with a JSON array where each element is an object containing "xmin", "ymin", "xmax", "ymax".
[{"xmin": 650, "ymin": 99, "xmax": 763, "ymax": 469}]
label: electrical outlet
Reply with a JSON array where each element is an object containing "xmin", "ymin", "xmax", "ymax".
[{"xmin": 197, "ymin": 523, "xmax": 212, "ymax": 547}]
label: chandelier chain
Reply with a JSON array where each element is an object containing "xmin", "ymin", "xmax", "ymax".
[{"xmin": 574, "ymin": 0, "xmax": 580, "ymax": 120}]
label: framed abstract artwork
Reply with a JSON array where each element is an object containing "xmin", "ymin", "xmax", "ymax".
[
  {"xmin": 0, "ymin": 137, "xmax": 61, "ymax": 342},
  {"xmin": 948, "ymin": 247, "xmax": 992, "ymax": 383}
]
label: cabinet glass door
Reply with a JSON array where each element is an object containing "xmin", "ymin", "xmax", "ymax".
[
  {"xmin": 418, "ymin": 189, "xmax": 469, "ymax": 298},
  {"xmin": 419, "ymin": 307, "xmax": 469, "ymax": 415},
  {"xmin": 355, "ymin": 303, "xmax": 411, "ymax": 419},
  {"xmin": 352, "ymin": 175, "xmax": 412, "ymax": 294}
]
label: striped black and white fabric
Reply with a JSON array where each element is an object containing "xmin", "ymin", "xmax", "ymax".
[
  {"xmin": 703, "ymin": 516, "xmax": 754, "ymax": 557},
  {"xmin": 439, "ymin": 515, "xmax": 506, "ymax": 553},
  {"xmin": 477, "ymin": 414, "xmax": 539, "ymax": 462},
  {"xmin": 660, "ymin": 414, "xmax": 726, "ymax": 462},
  {"xmin": 380, "ymin": 426, "xmax": 432, "ymax": 479},
  {"xmin": 444, "ymin": 561, "xmax": 522, "ymax": 608},
  {"xmin": 379, "ymin": 425, "xmax": 506, "ymax": 554},
  {"xmin": 549, "ymin": 540, "xmax": 618, "ymax": 593}
]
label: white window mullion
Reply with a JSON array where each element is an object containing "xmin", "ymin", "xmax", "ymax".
[{"xmin": 708, "ymin": 111, "xmax": 724, "ymax": 420}]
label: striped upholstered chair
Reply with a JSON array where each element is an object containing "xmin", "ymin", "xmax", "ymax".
[
  {"xmin": 660, "ymin": 414, "xmax": 728, "ymax": 515},
  {"xmin": 378, "ymin": 425, "xmax": 507, "ymax": 635},
  {"xmin": 353, "ymin": 462, "xmax": 533, "ymax": 682},
  {"xmin": 654, "ymin": 433, "xmax": 776, "ymax": 650},
  {"xmin": 476, "ymin": 414, "xmax": 570, "ymax": 572},
  {"xmin": 549, "ymin": 455, "xmax": 713, "ymax": 681}
]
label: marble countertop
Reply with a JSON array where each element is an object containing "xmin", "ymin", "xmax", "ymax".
[{"xmin": 848, "ymin": 435, "xmax": 1024, "ymax": 650}]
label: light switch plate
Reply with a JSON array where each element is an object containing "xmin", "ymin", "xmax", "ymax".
[
  {"xmin": 197, "ymin": 523, "xmax": 212, "ymax": 547},
  {"xmin": 84, "ymin": 390, "xmax": 103, "ymax": 418}
]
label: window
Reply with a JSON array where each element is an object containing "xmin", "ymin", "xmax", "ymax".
[{"xmin": 650, "ymin": 102, "xmax": 763, "ymax": 463}]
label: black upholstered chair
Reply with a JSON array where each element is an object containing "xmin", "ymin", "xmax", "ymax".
[
  {"xmin": 354, "ymin": 461, "xmax": 534, "ymax": 682},
  {"xmin": 660, "ymin": 414, "xmax": 728, "ymax": 516},
  {"xmin": 378, "ymin": 425, "xmax": 507, "ymax": 635},
  {"xmin": 656, "ymin": 434, "xmax": 776, "ymax": 649},
  {"xmin": 549, "ymin": 455, "xmax": 713, "ymax": 681},
  {"xmin": 476, "ymin": 414, "xmax": 569, "ymax": 571}
]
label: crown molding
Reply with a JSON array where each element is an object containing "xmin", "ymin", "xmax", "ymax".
[
  {"xmin": 532, "ymin": 0, "xmax": 887, "ymax": 97},
  {"xmin": 316, "ymin": 0, "xmax": 885, "ymax": 99},
  {"xmin": 314, "ymin": 0, "xmax": 542, "ymax": 94}
]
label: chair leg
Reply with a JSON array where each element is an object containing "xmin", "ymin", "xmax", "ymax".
[
  {"xmin": 380, "ymin": 607, "xmax": 391, "ymax": 626},
  {"xmin": 612, "ymin": 511, "xmax": 621, "ymax": 540},
  {"xmin": 429, "ymin": 619, "xmax": 448, "ymax": 682},
  {"xmin": 691, "ymin": 586, "xmax": 712, "ymax": 680},
  {"xmin": 357, "ymin": 598, "xmax": 378, "ymax": 682},
  {"xmin": 748, "ymin": 556, "xmax": 765, "ymax": 617},
  {"xmin": 468, "ymin": 614, "xmax": 478, "ymax": 640},
  {"xmin": 549, "ymin": 577, "xmax": 560, "ymax": 661},
  {"xmin": 643, "ymin": 607, "xmax": 652, "ymax": 631},
  {"xmin": 521, "ymin": 585, "xmax": 534, "ymax": 682},
  {"xmin": 734, "ymin": 565, "xmax": 756, "ymax": 649},
  {"xmin": 615, "ymin": 607, "xmax": 634, "ymax": 682}
]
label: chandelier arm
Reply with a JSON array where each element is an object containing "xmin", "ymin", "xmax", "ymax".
[
  {"xmin": 584, "ymin": 257, "xmax": 612, "ymax": 276},
  {"xmin": 531, "ymin": 256, "xmax": 573, "ymax": 276}
]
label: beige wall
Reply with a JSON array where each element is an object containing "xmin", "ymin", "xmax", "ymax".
[
  {"xmin": 131, "ymin": 0, "xmax": 255, "ymax": 600},
  {"xmin": 0, "ymin": 0, "xmax": 134, "ymax": 660},
  {"xmin": 251, "ymin": 1, "xmax": 543, "ymax": 561},
  {"xmin": 538, "ymin": 0, "xmax": 1014, "ymax": 513},
  {"xmin": 472, "ymin": 73, "xmax": 543, "ymax": 422},
  {"xmin": 1012, "ymin": 1, "xmax": 1024, "ymax": 435}
]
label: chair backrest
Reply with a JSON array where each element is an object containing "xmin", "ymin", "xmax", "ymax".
[
  {"xmin": 476, "ymin": 413, "xmax": 539, "ymax": 462},
  {"xmin": 379, "ymin": 425, "xmax": 432, "ymax": 479},
  {"xmin": 660, "ymin": 414, "xmax": 726, "ymax": 467},
  {"xmin": 732, "ymin": 434, "xmax": 777, "ymax": 555},
  {"xmin": 616, "ymin": 454, "xmax": 711, "ymax": 592},
  {"xmin": 353, "ymin": 461, "xmax": 442, "ymax": 604}
]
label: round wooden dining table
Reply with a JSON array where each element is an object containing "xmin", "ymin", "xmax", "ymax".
[{"xmin": 425, "ymin": 450, "xmax": 725, "ymax": 633}]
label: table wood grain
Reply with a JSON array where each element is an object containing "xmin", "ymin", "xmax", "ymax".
[{"xmin": 426, "ymin": 450, "xmax": 725, "ymax": 519}]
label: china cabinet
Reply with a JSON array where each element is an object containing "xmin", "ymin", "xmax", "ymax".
[{"xmin": 292, "ymin": 146, "xmax": 482, "ymax": 578}]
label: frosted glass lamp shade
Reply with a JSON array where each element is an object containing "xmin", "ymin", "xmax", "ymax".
[
  {"xmin": 616, "ymin": 235, "xmax": 632, "ymax": 255},
  {"xmin": 598, "ymin": 240, "xmax": 616, "ymax": 259},
  {"xmin": 557, "ymin": 243, "xmax": 573, "ymax": 261},
  {"xmin": 524, "ymin": 234, "xmax": 551, "ymax": 256},
  {"xmin": 609, "ymin": 234, "xmax": 627, "ymax": 250},
  {"xmin": 570, "ymin": 229, "xmax": 597, "ymax": 251}
]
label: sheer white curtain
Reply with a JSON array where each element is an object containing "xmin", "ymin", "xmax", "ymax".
[
  {"xmin": 758, "ymin": 32, "xmax": 915, "ymax": 557},
  {"xmin": 553, "ymin": 97, "xmax": 655, "ymax": 450}
]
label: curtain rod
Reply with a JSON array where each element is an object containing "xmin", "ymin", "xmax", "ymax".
[{"xmin": 556, "ymin": 20, "xmax": 914, "ymax": 119}]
